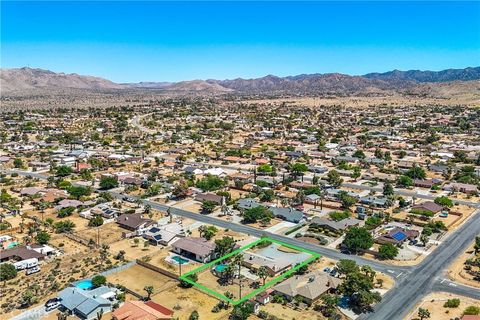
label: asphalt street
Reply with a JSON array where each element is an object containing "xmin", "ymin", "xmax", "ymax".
[{"xmin": 3, "ymin": 168, "xmax": 479, "ymax": 320}]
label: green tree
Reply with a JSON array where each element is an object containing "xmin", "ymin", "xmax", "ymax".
[
  {"xmin": 172, "ymin": 181, "xmax": 189, "ymax": 198},
  {"xmin": 0, "ymin": 263, "xmax": 17, "ymax": 284},
  {"xmin": 20, "ymin": 290, "xmax": 38, "ymax": 307},
  {"xmin": 189, "ymin": 311, "xmax": 199, "ymax": 320},
  {"xmin": 257, "ymin": 266, "xmax": 269, "ymax": 286},
  {"xmin": 434, "ymin": 196, "xmax": 454, "ymax": 208},
  {"xmin": 56, "ymin": 165, "xmax": 74, "ymax": 177},
  {"xmin": 290, "ymin": 162, "xmax": 308, "ymax": 177},
  {"xmin": 351, "ymin": 167, "xmax": 361, "ymax": 181},
  {"xmin": 474, "ymin": 236, "xmax": 480, "ymax": 254},
  {"xmin": 336, "ymin": 259, "xmax": 359, "ymax": 275},
  {"xmin": 257, "ymin": 164, "xmax": 273, "ymax": 173},
  {"xmin": 88, "ymin": 215, "xmax": 104, "ymax": 227},
  {"xmin": 68, "ymin": 185, "xmax": 92, "ymax": 199},
  {"xmin": 338, "ymin": 264, "xmax": 381, "ymax": 312},
  {"xmin": 79, "ymin": 169, "xmax": 93, "ymax": 181},
  {"xmin": 196, "ymin": 175, "xmax": 225, "ymax": 191},
  {"xmin": 418, "ymin": 308, "xmax": 431, "ymax": 320},
  {"xmin": 54, "ymin": 220, "xmax": 76, "ymax": 233},
  {"xmin": 99, "ymin": 176, "xmax": 119, "ymax": 190},
  {"xmin": 352, "ymin": 150, "xmax": 366, "ymax": 159},
  {"xmin": 13, "ymin": 158, "xmax": 24, "ymax": 168},
  {"xmin": 201, "ymin": 200, "xmax": 217, "ymax": 214},
  {"xmin": 342, "ymin": 227, "xmax": 374, "ymax": 253},
  {"xmin": 397, "ymin": 175, "xmax": 413, "ymax": 187},
  {"xmin": 198, "ymin": 225, "xmax": 218, "ymax": 240},
  {"xmin": 57, "ymin": 206, "xmax": 75, "ymax": 218},
  {"xmin": 35, "ymin": 230, "xmax": 51, "ymax": 244},
  {"xmin": 230, "ymin": 301, "xmax": 254, "ymax": 320},
  {"xmin": 383, "ymin": 182, "xmax": 394, "ymax": 197},
  {"xmin": 144, "ymin": 285, "xmax": 154, "ymax": 300},
  {"xmin": 463, "ymin": 306, "xmax": 480, "ymax": 315},
  {"xmin": 327, "ymin": 170, "xmax": 343, "ymax": 188},
  {"xmin": 378, "ymin": 243, "xmax": 399, "ymax": 260},
  {"xmin": 405, "ymin": 167, "xmax": 426, "ymax": 180},
  {"xmin": 214, "ymin": 236, "xmax": 236, "ymax": 257},
  {"xmin": 338, "ymin": 191, "xmax": 357, "ymax": 209},
  {"xmin": 91, "ymin": 275, "xmax": 106, "ymax": 288},
  {"xmin": 242, "ymin": 206, "xmax": 273, "ymax": 224}
]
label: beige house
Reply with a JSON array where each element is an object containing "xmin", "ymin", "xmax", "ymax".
[{"xmin": 272, "ymin": 270, "xmax": 342, "ymax": 305}]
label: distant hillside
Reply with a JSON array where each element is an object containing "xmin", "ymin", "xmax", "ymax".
[
  {"xmin": 1, "ymin": 66, "xmax": 479, "ymax": 95},
  {"xmin": 364, "ymin": 67, "xmax": 480, "ymax": 83},
  {"xmin": 1, "ymin": 67, "xmax": 124, "ymax": 92},
  {"xmin": 166, "ymin": 80, "xmax": 233, "ymax": 92}
]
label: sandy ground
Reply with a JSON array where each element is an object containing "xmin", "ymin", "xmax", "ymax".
[
  {"xmin": 446, "ymin": 242, "xmax": 480, "ymax": 288},
  {"xmin": 151, "ymin": 285, "xmax": 230, "ymax": 320},
  {"xmin": 107, "ymin": 264, "xmax": 177, "ymax": 296},
  {"xmin": 108, "ymin": 237, "xmax": 162, "ymax": 261},
  {"xmin": 253, "ymin": 303, "xmax": 333, "ymax": 320},
  {"xmin": 404, "ymin": 292, "xmax": 480, "ymax": 320}
]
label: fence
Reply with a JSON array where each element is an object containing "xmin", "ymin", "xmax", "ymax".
[
  {"xmin": 101, "ymin": 260, "xmax": 137, "ymax": 276},
  {"xmin": 136, "ymin": 260, "xmax": 179, "ymax": 279}
]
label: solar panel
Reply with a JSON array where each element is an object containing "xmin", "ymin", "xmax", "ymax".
[
  {"xmin": 392, "ymin": 231, "xmax": 407, "ymax": 242},
  {"xmin": 149, "ymin": 227, "xmax": 160, "ymax": 233}
]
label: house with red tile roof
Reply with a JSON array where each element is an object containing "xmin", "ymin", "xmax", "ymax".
[{"xmin": 112, "ymin": 301, "xmax": 173, "ymax": 320}]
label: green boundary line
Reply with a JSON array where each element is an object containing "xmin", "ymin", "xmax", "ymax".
[{"xmin": 178, "ymin": 236, "xmax": 321, "ymax": 305}]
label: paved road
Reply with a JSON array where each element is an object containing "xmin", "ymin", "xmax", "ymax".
[
  {"xmin": 4, "ymin": 169, "xmax": 480, "ymax": 320},
  {"xmin": 108, "ymin": 190, "xmax": 409, "ymax": 277},
  {"xmin": 162, "ymin": 160, "xmax": 480, "ymax": 208},
  {"xmin": 359, "ymin": 208, "xmax": 480, "ymax": 320},
  {"xmin": 342, "ymin": 182, "xmax": 480, "ymax": 208}
]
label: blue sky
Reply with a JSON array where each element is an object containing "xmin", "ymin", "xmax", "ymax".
[{"xmin": 1, "ymin": 1, "xmax": 479, "ymax": 82}]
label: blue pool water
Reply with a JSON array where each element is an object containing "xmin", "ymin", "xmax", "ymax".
[
  {"xmin": 7, "ymin": 241, "xmax": 19, "ymax": 249},
  {"xmin": 76, "ymin": 280, "xmax": 93, "ymax": 290},
  {"xmin": 172, "ymin": 256, "xmax": 189, "ymax": 265},
  {"xmin": 215, "ymin": 264, "xmax": 227, "ymax": 272}
]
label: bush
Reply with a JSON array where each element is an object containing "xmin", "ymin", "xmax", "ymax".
[
  {"xmin": 463, "ymin": 305, "xmax": 480, "ymax": 315},
  {"xmin": 378, "ymin": 243, "xmax": 399, "ymax": 260},
  {"xmin": 443, "ymin": 298, "xmax": 460, "ymax": 308},
  {"xmin": 329, "ymin": 210, "xmax": 350, "ymax": 221},
  {"xmin": 410, "ymin": 208, "xmax": 434, "ymax": 217},
  {"xmin": 91, "ymin": 275, "xmax": 107, "ymax": 288},
  {"xmin": 0, "ymin": 263, "xmax": 17, "ymax": 282}
]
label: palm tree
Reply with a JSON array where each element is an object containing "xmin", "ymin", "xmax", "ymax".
[
  {"xmin": 257, "ymin": 266, "xmax": 269, "ymax": 286},
  {"xmin": 144, "ymin": 285, "xmax": 154, "ymax": 300},
  {"xmin": 224, "ymin": 291, "xmax": 234, "ymax": 308},
  {"xmin": 232, "ymin": 254, "xmax": 244, "ymax": 299}
]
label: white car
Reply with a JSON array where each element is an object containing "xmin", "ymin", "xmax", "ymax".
[{"xmin": 26, "ymin": 266, "xmax": 40, "ymax": 275}]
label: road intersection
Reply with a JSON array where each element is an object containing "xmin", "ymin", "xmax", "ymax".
[{"xmin": 4, "ymin": 168, "xmax": 479, "ymax": 320}]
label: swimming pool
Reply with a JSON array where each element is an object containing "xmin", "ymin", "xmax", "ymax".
[
  {"xmin": 75, "ymin": 280, "xmax": 93, "ymax": 290},
  {"xmin": 6, "ymin": 241, "xmax": 19, "ymax": 249},
  {"xmin": 214, "ymin": 264, "xmax": 227, "ymax": 272},
  {"xmin": 171, "ymin": 256, "xmax": 189, "ymax": 265}
]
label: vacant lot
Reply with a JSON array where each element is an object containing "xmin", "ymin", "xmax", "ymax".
[
  {"xmin": 446, "ymin": 242, "xmax": 480, "ymax": 288},
  {"xmin": 151, "ymin": 285, "xmax": 230, "ymax": 320},
  {"xmin": 106, "ymin": 264, "xmax": 176, "ymax": 296},
  {"xmin": 405, "ymin": 292, "xmax": 480, "ymax": 320}
]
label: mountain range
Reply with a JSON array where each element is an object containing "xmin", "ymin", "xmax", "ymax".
[{"xmin": 1, "ymin": 66, "xmax": 479, "ymax": 95}]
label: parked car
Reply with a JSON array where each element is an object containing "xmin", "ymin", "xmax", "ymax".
[
  {"xmin": 123, "ymin": 196, "xmax": 136, "ymax": 203},
  {"xmin": 45, "ymin": 298, "xmax": 61, "ymax": 311},
  {"xmin": 26, "ymin": 266, "xmax": 40, "ymax": 275}
]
